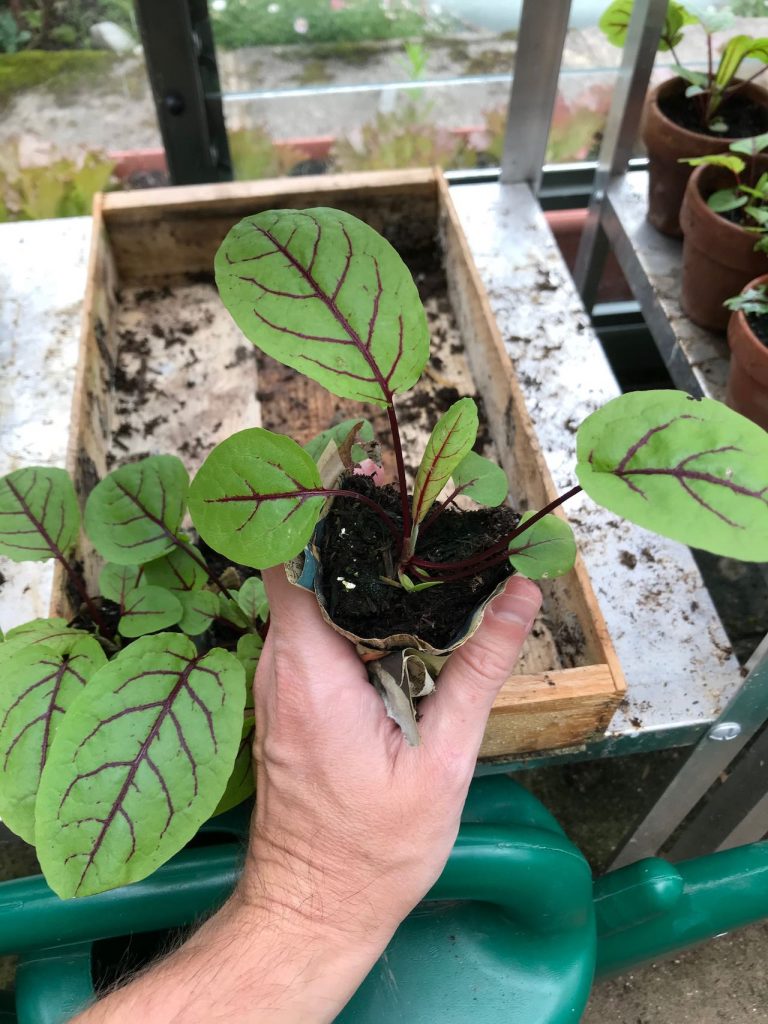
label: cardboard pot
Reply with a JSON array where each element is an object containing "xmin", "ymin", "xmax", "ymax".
[
  {"xmin": 680, "ymin": 164, "xmax": 768, "ymax": 332},
  {"xmin": 642, "ymin": 76, "xmax": 768, "ymax": 238},
  {"xmin": 726, "ymin": 272, "xmax": 768, "ymax": 430}
]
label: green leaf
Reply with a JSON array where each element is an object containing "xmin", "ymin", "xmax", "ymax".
[
  {"xmin": 708, "ymin": 119, "xmax": 729, "ymax": 135},
  {"xmin": 715, "ymin": 36, "xmax": 768, "ymax": 91},
  {"xmin": 0, "ymin": 637, "xmax": 106, "ymax": 843},
  {"xmin": 218, "ymin": 594, "xmax": 250, "ymax": 630},
  {"xmin": 177, "ymin": 590, "xmax": 219, "ymax": 636},
  {"xmin": 236, "ymin": 577, "xmax": 269, "ymax": 623},
  {"xmin": 304, "ymin": 418, "xmax": 374, "ymax": 463},
  {"xmin": 118, "ymin": 586, "xmax": 183, "ymax": 638},
  {"xmin": 84, "ymin": 456, "xmax": 189, "ymax": 566},
  {"xmin": 35, "ymin": 633, "xmax": 245, "ymax": 898},
  {"xmin": 143, "ymin": 545, "xmax": 207, "ymax": 592},
  {"xmin": 99, "ymin": 564, "xmax": 142, "ymax": 606},
  {"xmin": 673, "ymin": 64, "xmax": 708, "ymax": 88},
  {"xmin": 707, "ymin": 189, "xmax": 747, "ymax": 213},
  {"xmin": 214, "ymin": 207, "xmax": 430, "ymax": 407},
  {"xmin": 679, "ymin": 154, "xmax": 745, "ymax": 174},
  {"xmin": 508, "ymin": 513, "xmax": 577, "ymax": 581},
  {"xmin": 411, "ymin": 398, "xmax": 478, "ymax": 524},
  {"xmin": 724, "ymin": 285, "xmax": 768, "ymax": 315},
  {"xmin": 696, "ymin": 8, "xmax": 733, "ymax": 34},
  {"xmin": 746, "ymin": 205, "xmax": 768, "ymax": 226},
  {"xmin": 730, "ymin": 131, "xmax": 768, "ymax": 157},
  {"xmin": 575, "ymin": 391, "xmax": 768, "ymax": 561},
  {"xmin": 3, "ymin": 619, "xmax": 87, "ymax": 657},
  {"xmin": 236, "ymin": 633, "xmax": 262, "ymax": 711},
  {"xmin": 398, "ymin": 572, "xmax": 443, "ymax": 593},
  {"xmin": 599, "ymin": 0, "xmax": 693, "ymax": 50},
  {"xmin": 0, "ymin": 467, "xmax": 79, "ymax": 563},
  {"xmin": 451, "ymin": 450, "xmax": 509, "ymax": 507},
  {"xmin": 188, "ymin": 428, "xmax": 326, "ymax": 569},
  {"xmin": 213, "ymin": 718, "xmax": 255, "ymax": 816}
]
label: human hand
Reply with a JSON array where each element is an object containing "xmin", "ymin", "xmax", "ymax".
[{"xmin": 243, "ymin": 565, "xmax": 542, "ymax": 949}]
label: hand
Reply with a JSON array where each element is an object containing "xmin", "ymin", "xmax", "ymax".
[{"xmin": 244, "ymin": 566, "xmax": 542, "ymax": 948}]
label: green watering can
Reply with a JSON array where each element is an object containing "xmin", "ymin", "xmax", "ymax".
[{"xmin": 2, "ymin": 776, "xmax": 768, "ymax": 1024}]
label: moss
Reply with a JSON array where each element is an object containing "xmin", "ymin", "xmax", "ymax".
[
  {"xmin": 0, "ymin": 49, "xmax": 116, "ymax": 106},
  {"xmin": 293, "ymin": 58, "xmax": 333, "ymax": 86}
]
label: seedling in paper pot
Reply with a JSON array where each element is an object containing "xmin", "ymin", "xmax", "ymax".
[{"xmin": 1, "ymin": 207, "xmax": 767, "ymax": 903}]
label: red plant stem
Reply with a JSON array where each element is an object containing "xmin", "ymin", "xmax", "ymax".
[
  {"xmin": 725, "ymin": 64, "xmax": 768, "ymax": 100},
  {"xmin": 174, "ymin": 536, "xmax": 237, "ymax": 602},
  {"xmin": 707, "ymin": 32, "xmax": 713, "ymax": 89},
  {"xmin": 387, "ymin": 402, "xmax": 412, "ymax": 544},
  {"xmin": 407, "ymin": 484, "xmax": 583, "ymax": 576},
  {"xmin": 419, "ymin": 484, "xmax": 468, "ymax": 534}
]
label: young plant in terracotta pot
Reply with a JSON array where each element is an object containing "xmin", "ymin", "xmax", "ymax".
[
  {"xmin": 724, "ymin": 277, "xmax": 768, "ymax": 429},
  {"xmin": 680, "ymin": 133, "xmax": 768, "ymax": 330},
  {"xmin": 600, "ymin": 0, "xmax": 768, "ymax": 236},
  {"xmin": 2, "ymin": 207, "xmax": 768, "ymax": 902}
]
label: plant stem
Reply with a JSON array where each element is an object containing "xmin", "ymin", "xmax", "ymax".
[
  {"xmin": 174, "ymin": 536, "xmax": 237, "ymax": 601},
  {"xmin": 387, "ymin": 401, "xmax": 412, "ymax": 544},
  {"xmin": 56, "ymin": 553, "xmax": 111, "ymax": 635},
  {"xmin": 419, "ymin": 484, "xmax": 468, "ymax": 533},
  {"xmin": 405, "ymin": 484, "xmax": 583, "ymax": 577}
]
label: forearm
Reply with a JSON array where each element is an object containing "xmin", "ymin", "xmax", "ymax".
[{"xmin": 72, "ymin": 889, "xmax": 392, "ymax": 1024}]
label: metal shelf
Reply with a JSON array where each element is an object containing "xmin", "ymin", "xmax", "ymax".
[{"xmin": 603, "ymin": 170, "xmax": 730, "ymax": 402}]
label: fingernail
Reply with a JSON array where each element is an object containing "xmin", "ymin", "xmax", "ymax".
[{"xmin": 490, "ymin": 595, "xmax": 539, "ymax": 627}]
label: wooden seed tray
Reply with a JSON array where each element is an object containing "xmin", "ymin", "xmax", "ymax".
[{"xmin": 57, "ymin": 168, "xmax": 625, "ymax": 760}]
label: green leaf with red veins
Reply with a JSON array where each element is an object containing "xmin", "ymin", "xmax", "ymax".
[
  {"xmin": 35, "ymin": 633, "xmax": 245, "ymax": 898},
  {"xmin": 3, "ymin": 619, "xmax": 86, "ymax": 655},
  {"xmin": 0, "ymin": 636, "xmax": 106, "ymax": 844},
  {"xmin": 576, "ymin": 391, "xmax": 768, "ymax": 560},
  {"xmin": 304, "ymin": 418, "xmax": 374, "ymax": 464},
  {"xmin": 218, "ymin": 594, "xmax": 249, "ymax": 630},
  {"xmin": 213, "ymin": 717, "xmax": 255, "ymax": 816},
  {"xmin": 411, "ymin": 398, "xmax": 478, "ymax": 525},
  {"xmin": 118, "ymin": 586, "xmax": 183, "ymax": 638},
  {"xmin": 508, "ymin": 513, "xmax": 577, "ymax": 580},
  {"xmin": 176, "ymin": 590, "xmax": 219, "ymax": 637},
  {"xmin": 188, "ymin": 428, "xmax": 326, "ymax": 569},
  {"xmin": 143, "ymin": 545, "xmax": 207, "ymax": 593},
  {"xmin": 85, "ymin": 455, "xmax": 189, "ymax": 566},
  {"xmin": 0, "ymin": 466, "xmax": 79, "ymax": 563},
  {"xmin": 236, "ymin": 577, "xmax": 269, "ymax": 624},
  {"xmin": 99, "ymin": 564, "xmax": 142, "ymax": 606},
  {"xmin": 451, "ymin": 450, "xmax": 509, "ymax": 507},
  {"xmin": 214, "ymin": 207, "xmax": 429, "ymax": 407}
]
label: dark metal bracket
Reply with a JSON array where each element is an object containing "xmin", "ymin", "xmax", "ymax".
[{"xmin": 135, "ymin": 0, "xmax": 232, "ymax": 185}]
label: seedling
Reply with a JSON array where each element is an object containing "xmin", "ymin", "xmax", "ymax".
[
  {"xmin": 681, "ymin": 131, "xmax": 768, "ymax": 250},
  {"xmin": 725, "ymin": 282, "xmax": 768, "ymax": 315},
  {"xmin": 0, "ymin": 456, "xmax": 267, "ymax": 898},
  {"xmin": 601, "ymin": 0, "xmax": 768, "ymax": 132},
  {"xmin": 2, "ymin": 207, "xmax": 767, "ymax": 902}
]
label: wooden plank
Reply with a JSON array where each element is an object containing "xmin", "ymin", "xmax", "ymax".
[
  {"xmin": 438, "ymin": 177, "xmax": 626, "ymax": 702},
  {"xmin": 57, "ymin": 171, "xmax": 626, "ymax": 758}
]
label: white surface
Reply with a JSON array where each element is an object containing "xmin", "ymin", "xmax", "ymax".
[
  {"xmin": 451, "ymin": 181, "xmax": 743, "ymax": 740},
  {"xmin": 0, "ymin": 217, "xmax": 91, "ymax": 630}
]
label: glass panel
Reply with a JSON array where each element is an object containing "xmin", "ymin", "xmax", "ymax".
[{"xmin": 0, "ymin": 4, "xmax": 160, "ymax": 221}]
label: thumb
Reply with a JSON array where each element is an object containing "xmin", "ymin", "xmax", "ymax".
[{"xmin": 420, "ymin": 575, "xmax": 541, "ymax": 751}]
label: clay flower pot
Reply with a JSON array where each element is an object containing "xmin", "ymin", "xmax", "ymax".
[
  {"xmin": 727, "ymin": 273, "xmax": 768, "ymax": 430},
  {"xmin": 680, "ymin": 164, "xmax": 768, "ymax": 332},
  {"xmin": 642, "ymin": 77, "xmax": 768, "ymax": 237}
]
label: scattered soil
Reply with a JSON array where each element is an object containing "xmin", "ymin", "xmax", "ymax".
[
  {"xmin": 660, "ymin": 87, "xmax": 768, "ymax": 138},
  {"xmin": 319, "ymin": 473, "xmax": 519, "ymax": 649},
  {"xmin": 746, "ymin": 311, "xmax": 768, "ymax": 347}
]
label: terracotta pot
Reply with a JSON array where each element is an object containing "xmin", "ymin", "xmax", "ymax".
[
  {"xmin": 680, "ymin": 164, "xmax": 768, "ymax": 332},
  {"xmin": 641, "ymin": 76, "xmax": 768, "ymax": 237},
  {"xmin": 726, "ymin": 272, "xmax": 768, "ymax": 430}
]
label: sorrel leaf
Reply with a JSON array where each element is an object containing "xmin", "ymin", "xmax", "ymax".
[
  {"xmin": 118, "ymin": 586, "xmax": 183, "ymax": 638},
  {"xmin": 236, "ymin": 577, "xmax": 269, "ymax": 624},
  {"xmin": 508, "ymin": 513, "xmax": 577, "ymax": 580},
  {"xmin": 218, "ymin": 594, "xmax": 249, "ymax": 630},
  {"xmin": 3, "ymin": 618, "xmax": 85, "ymax": 654},
  {"xmin": 143, "ymin": 546, "xmax": 207, "ymax": 593},
  {"xmin": 411, "ymin": 398, "xmax": 478, "ymax": 525},
  {"xmin": 85, "ymin": 456, "xmax": 189, "ymax": 566},
  {"xmin": 0, "ymin": 467, "xmax": 79, "ymax": 563},
  {"xmin": 0, "ymin": 637, "xmax": 106, "ymax": 844},
  {"xmin": 177, "ymin": 590, "xmax": 219, "ymax": 637},
  {"xmin": 576, "ymin": 391, "xmax": 768, "ymax": 560},
  {"xmin": 681, "ymin": 154, "xmax": 745, "ymax": 174},
  {"xmin": 236, "ymin": 633, "xmax": 262, "ymax": 713},
  {"xmin": 188, "ymin": 428, "xmax": 326, "ymax": 568},
  {"xmin": 451, "ymin": 450, "xmax": 509, "ymax": 507},
  {"xmin": 600, "ymin": 0, "xmax": 693, "ymax": 51},
  {"xmin": 304, "ymin": 418, "xmax": 374, "ymax": 464},
  {"xmin": 213, "ymin": 718, "xmax": 255, "ymax": 816},
  {"xmin": 99, "ymin": 564, "xmax": 142, "ymax": 607},
  {"xmin": 715, "ymin": 36, "xmax": 768, "ymax": 91},
  {"xmin": 214, "ymin": 207, "xmax": 430, "ymax": 406},
  {"xmin": 35, "ymin": 633, "xmax": 245, "ymax": 898}
]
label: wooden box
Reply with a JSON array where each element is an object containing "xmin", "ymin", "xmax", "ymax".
[{"xmin": 57, "ymin": 168, "xmax": 625, "ymax": 761}]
